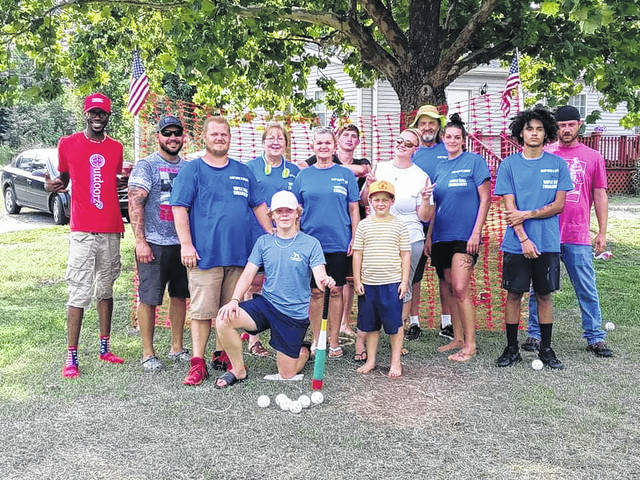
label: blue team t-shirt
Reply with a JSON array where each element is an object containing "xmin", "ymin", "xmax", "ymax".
[
  {"xmin": 432, "ymin": 152, "xmax": 491, "ymax": 243},
  {"xmin": 248, "ymin": 232, "xmax": 325, "ymax": 320},
  {"xmin": 246, "ymin": 155, "xmax": 300, "ymax": 241},
  {"xmin": 413, "ymin": 142, "xmax": 448, "ymax": 180},
  {"xmin": 169, "ymin": 157, "xmax": 266, "ymax": 268},
  {"xmin": 494, "ymin": 152, "xmax": 573, "ymax": 254},
  {"xmin": 293, "ymin": 164, "xmax": 360, "ymax": 253}
]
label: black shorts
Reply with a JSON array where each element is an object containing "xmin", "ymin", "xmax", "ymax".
[
  {"xmin": 311, "ymin": 252, "xmax": 349, "ymax": 288},
  {"xmin": 431, "ymin": 240, "xmax": 479, "ymax": 280},
  {"xmin": 502, "ymin": 252, "xmax": 560, "ymax": 295},
  {"xmin": 137, "ymin": 243, "xmax": 189, "ymax": 305},
  {"xmin": 412, "ymin": 253, "xmax": 428, "ymax": 284}
]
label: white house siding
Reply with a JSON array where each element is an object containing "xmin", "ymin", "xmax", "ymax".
[{"xmin": 305, "ymin": 60, "xmax": 637, "ymax": 146}]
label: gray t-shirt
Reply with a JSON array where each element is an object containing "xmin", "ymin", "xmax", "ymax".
[{"xmin": 128, "ymin": 152, "xmax": 185, "ymax": 245}]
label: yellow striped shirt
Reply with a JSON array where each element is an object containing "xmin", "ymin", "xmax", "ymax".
[{"xmin": 352, "ymin": 215, "xmax": 410, "ymax": 285}]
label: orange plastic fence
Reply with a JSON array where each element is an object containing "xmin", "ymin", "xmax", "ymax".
[{"xmin": 129, "ymin": 94, "xmax": 527, "ymax": 331}]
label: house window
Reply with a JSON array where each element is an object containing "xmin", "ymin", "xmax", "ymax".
[
  {"xmin": 568, "ymin": 94, "xmax": 587, "ymax": 119},
  {"xmin": 313, "ymin": 91, "xmax": 328, "ymax": 126}
]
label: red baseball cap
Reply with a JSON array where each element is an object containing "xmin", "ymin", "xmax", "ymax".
[{"xmin": 83, "ymin": 93, "xmax": 112, "ymax": 114}]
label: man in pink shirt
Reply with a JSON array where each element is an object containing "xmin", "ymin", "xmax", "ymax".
[{"xmin": 524, "ymin": 105, "xmax": 613, "ymax": 357}]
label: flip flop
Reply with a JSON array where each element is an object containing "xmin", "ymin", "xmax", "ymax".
[
  {"xmin": 328, "ymin": 346, "xmax": 343, "ymax": 358},
  {"xmin": 353, "ymin": 351, "xmax": 367, "ymax": 362},
  {"xmin": 215, "ymin": 371, "xmax": 248, "ymax": 389},
  {"xmin": 248, "ymin": 340, "xmax": 269, "ymax": 357}
]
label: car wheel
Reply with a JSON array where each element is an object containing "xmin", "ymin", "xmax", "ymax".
[
  {"xmin": 52, "ymin": 195, "xmax": 69, "ymax": 225},
  {"xmin": 4, "ymin": 186, "xmax": 21, "ymax": 214}
]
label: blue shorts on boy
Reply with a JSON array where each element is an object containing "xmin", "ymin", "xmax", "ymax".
[
  {"xmin": 241, "ymin": 295, "xmax": 308, "ymax": 358},
  {"xmin": 357, "ymin": 283, "xmax": 403, "ymax": 334}
]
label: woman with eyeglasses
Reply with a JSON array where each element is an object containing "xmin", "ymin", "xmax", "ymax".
[
  {"xmin": 293, "ymin": 127, "xmax": 360, "ymax": 359},
  {"xmin": 362, "ymin": 128, "xmax": 435, "ymax": 334},
  {"xmin": 244, "ymin": 123, "xmax": 300, "ymax": 357},
  {"xmin": 426, "ymin": 114, "xmax": 491, "ymax": 362}
]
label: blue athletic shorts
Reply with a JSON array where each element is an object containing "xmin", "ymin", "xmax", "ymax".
[
  {"xmin": 241, "ymin": 295, "xmax": 309, "ymax": 358},
  {"xmin": 357, "ymin": 283, "xmax": 403, "ymax": 334}
]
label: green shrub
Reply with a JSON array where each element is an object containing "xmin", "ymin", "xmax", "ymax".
[{"xmin": 0, "ymin": 145, "xmax": 15, "ymax": 166}]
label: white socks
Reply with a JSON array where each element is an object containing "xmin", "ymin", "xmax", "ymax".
[
  {"xmin": 409, "ymin": 315, "xmax": 420, "ymax": 326},
  {"xmin": 441, "ymin": 314, "xmax": 452, "ymax": 328}
]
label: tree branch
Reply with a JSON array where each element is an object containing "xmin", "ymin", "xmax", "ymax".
[
  {"xmin": 234, "ymin": 5, "xmax": 399, "ymax": 79},
  {"xmin": 358, "ymin": 0, "xmax": 408, "ymax": 59},
  {"xmin": 438, "ymin": 0, "xmax": 500, "ymax": 73},
  {"xmin": 443, "ymin": 40, "xmax": 513, "ymax": 86}
]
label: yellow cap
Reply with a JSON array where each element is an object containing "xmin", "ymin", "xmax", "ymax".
[
  {"xmin": 368, "ymin": 180, "xmax": 395, "ymax": 199},
  {"xmin": 410, "ymin": 105, "xmax": 445, "ymax": 128}
]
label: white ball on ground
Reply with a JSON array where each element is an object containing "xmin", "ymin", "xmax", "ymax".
[
  {"xmin": 311, "ymin": 391, "xmax": 324, "ymax": 405},
  {"xmin": 275, "ymin": 393, "xmax": 288, "ymax": 406},
  {"xmin": 531, "ymin": 359, "xmax": 543, "ymax": 371},
  {"xmin": 279, "ymin": 398, "xmax": 291, "ymax": 411},
  {"xmin": 298, "ymin": 395, "xmax": 311, "ymax": 408},
  {"xmin": 257, "ymin": 395, "xmax": 270, "ymax": 408},
  {"xmin": 605, "ymin": 322, "xmax": 615, "ymax": 331},
  {"xmin": 289, "ymin": 400, "xmax": 302, "ymax": 413}
]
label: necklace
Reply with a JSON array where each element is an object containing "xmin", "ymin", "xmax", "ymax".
[
  {"xmin": 83, "ymin": 131, "xmax": 106, "ymax": 144},
  {"xmin": 273, "ymin": 231, "xmax": 299, "ymax": 248}
]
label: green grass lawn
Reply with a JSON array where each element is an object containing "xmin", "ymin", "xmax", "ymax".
[{"xmin": 1, "ymin": 213, "xmax": 639, "ymax": 479}]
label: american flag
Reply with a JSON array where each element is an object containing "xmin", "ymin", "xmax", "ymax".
[
  {"xmin": 501, "ymin": 55, "xmax": 521, "ymax": 117},
  {"xmin": 127, "ymin": 51, "xmax": 149, "ymax": 116}
]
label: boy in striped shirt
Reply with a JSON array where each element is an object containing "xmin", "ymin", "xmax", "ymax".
[{"xmin": 352, "ymin": 180, "xmax": 411, "ymax": 377}]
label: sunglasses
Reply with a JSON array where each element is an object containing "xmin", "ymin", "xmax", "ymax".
[
  {"xmin": 395, "ymin": 137, "xmax": 418, "ymax": 148},
  {"xmin": 160, "ymin": 129, "xmax": 183, "ymax": 137}
]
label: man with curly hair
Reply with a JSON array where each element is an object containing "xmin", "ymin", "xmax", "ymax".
[{"xmin": 494, "ymin": 108, "xmax": 573, "ymax": 369}]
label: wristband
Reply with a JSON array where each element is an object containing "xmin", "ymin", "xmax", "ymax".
[
  {"xmin": 231, "ymin": 298, "xmax": 240, "ymax": 303},
  {"xmin": 520, "ymin": 237, "xmax": 529, "ymax": 243}
]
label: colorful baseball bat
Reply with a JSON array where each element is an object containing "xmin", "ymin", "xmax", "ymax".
[{"xmin": 311, "ymin": 287, "xmax": 330, "ymax": 390}]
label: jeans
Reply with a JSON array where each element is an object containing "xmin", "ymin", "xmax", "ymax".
[{"xmin": 528, "ymin": 243, "xmax": 606, "ymax": 344}]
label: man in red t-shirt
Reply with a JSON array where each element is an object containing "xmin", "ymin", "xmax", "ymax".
[{"xmin": 46, "ymin": 93, "xmax": 127, "ymax": 378}]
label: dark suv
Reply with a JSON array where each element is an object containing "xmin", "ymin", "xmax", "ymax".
[{"xmin": 2, "ymin": 148, "xmax": 129, "ymax": 224}]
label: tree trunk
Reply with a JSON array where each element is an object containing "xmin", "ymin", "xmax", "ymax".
[{"xmin": 388, "ymin": 72, "xmax": 448, "ymax": 113}]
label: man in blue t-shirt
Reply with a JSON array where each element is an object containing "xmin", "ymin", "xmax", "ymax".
[
  {"xmin": 128, "ymin": 115, "xmax": 190, "ymax": 371},
  {"xmin": 215, "ymin": 191, "xmax": 335, "ymax": 387},
  {"xmin": 170, "ymin": 116, "xmax": 272, "ymax": 386},
  {"xmin": 494, "ymin": 108, "xmax": 573, "ymax": 369},
  {"xmin": 408, "ymin": 105, "xmax": 453, "ymax": 341}
]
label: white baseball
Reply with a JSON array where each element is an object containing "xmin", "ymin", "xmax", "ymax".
[
  {"xmin": 275, "ymin": 393, "xmax": 288, "ymax": 406},
  {"xmin": 279, "ymin": 398, "xmax": 291, "ymax": 411},
  {"xmin": 298, "ymin": 395, "xmax": 311, "ymax": 408},
  {"xmin": 311, "ymin": 391, "xmax": 324, "ymax": 404},
  {"xmin": 289, "ymin": 400, "xmax": 302, "ymax": 414},
  {"xmin": 257, "ymin": 395, "xmax": 270, "ymax": 408},
  {"xmin": 531, "ymin": 359, "xmax": 543, "ymax": 371},
  {"xmin": 605, "ymin": 322, "xmax": 615, "ymax": 331}
]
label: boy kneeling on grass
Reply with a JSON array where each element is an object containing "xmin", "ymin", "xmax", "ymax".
[
  {"xmin": 215, "ymin": 191, "xmax": 335, "ymax": 388},
  {"xmin": 352, "ymin": 180, "xmax": 413, "ymax": 377}
]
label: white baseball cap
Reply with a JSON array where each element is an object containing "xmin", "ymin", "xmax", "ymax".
[{"xmin": 270, "ymin": 190, "xmax": 299, "ymax": 211}]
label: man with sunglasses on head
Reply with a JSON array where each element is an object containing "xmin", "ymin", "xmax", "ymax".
[
  {"xmin": 128, "ymin": 115, "xmax": 191, "ymax": 371},
  {"xmin": 45, "ymin": 93, "xmax": 127, "ymax": 379}
]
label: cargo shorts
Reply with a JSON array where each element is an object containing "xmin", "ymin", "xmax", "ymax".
[{"xmin": 66, "ymin": 232, "xmax": 121, "ymax": 308}]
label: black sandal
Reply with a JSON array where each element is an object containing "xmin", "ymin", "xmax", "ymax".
[{"xmin": 215, "ymin": 371, "xmax": 248, "ymax": 389}]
